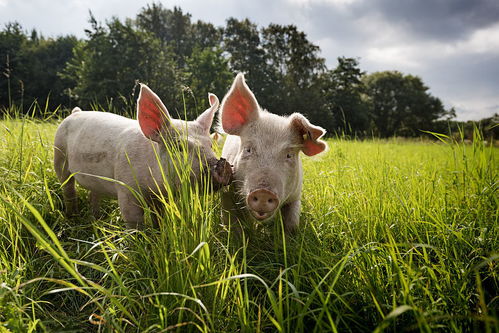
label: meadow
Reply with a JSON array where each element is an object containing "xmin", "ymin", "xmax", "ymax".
[{"xmin": 0, "ymin": 116, "xmax": 497, "ymax": 332}]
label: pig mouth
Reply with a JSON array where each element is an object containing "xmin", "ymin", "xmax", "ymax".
[{"xmin": 248, "ymin": 209, "xmax": 275, "ymax": 221}]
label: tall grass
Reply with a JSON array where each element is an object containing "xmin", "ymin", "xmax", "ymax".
[{"xmin": 0, "ymin": 112, "xmax": 497, "ymax": 332}]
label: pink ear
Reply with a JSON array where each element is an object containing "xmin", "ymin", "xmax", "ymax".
[
  {"xmin": 209, "ymin": 93, "xmax": 217, "ymax": 106},
  {"xmin": 220, "ymin": 73, "xmax": 259, "ymax": 135},
  {"xmin": 196, "ymin": 93, "xmax": 219, "ymax": 133},
  {"xmin": 137, "ymin": 84, "xmax": 171, "ymax": 141},
  {"xmin": 289, "ymin": 113, "xmax": 327, "ymax": 156}
]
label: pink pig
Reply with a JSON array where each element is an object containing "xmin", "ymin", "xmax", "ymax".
[
  {"xmin": 219, "ymin": 73, "xmax": 328, "ymax": 233},
  {"xmin": 54, "ymin": 84, "xmax": 232, "ymax": 228}
]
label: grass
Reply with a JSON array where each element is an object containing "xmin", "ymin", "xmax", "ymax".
[{"xmin": 0, "ymin": 115, "xmax": 497, "ymax": 332}]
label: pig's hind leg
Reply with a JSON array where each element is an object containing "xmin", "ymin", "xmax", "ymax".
[
  {"xmin": 54, "ymin": 145, "xmax": 78, "ymax": 215},
  {"xmin": 89, "ymin": 191, "xmax": 101, "ymax": 218}
]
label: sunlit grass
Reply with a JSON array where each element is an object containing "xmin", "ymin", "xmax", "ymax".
[{"xmin": 0, "ymin": 116, "xmax": 497, "ymax": 332}]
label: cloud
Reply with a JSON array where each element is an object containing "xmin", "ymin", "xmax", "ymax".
[
  {"xmin": 351, "ymin": 0, "xmax": 499, "ymax": 42},
  {"xmin": 455, "ymin": 22, "xmax": 499, "ymax": 55},
  {"xmin": 0, "ymin": 0, "xmax": 152, "ymax": 37},
  {"xmin": 286, "ymin": 0, "xmax": 499, "ymax": 120}
]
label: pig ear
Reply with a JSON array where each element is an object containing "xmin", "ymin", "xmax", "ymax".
[
  {"xmin": 137, "ymin": 84, "xmax": 171, "ymax": 142},
  {"xmin": 220, "ymin": 73, "xmax": 260, "ymax": 135},
  {"xmin": 196, "ymin": 93, "xmax": 219, "ymax": 134},
  {"xmin": 289, "ymin": 113, "xmax": 328, "ymax": 156}
]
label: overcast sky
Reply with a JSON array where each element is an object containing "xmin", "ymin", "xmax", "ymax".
[{"xmin": 1, "ymin": 0, "xmax": 498, "ymax": 121}]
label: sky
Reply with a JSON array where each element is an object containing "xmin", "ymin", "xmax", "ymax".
[{"xmin": 1, "ymin": 0, "xmax": 498, "ymax": 121}]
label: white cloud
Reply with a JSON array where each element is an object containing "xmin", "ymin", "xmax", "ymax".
[
  {"xmin": 452, "ymin": 96, "xmax": 498, "ymax": 121},
  {"xmin": 454, "ymin": 22, "xmax": 499, "ymax": 55},
  {"xmin": 365, "ymin": 46, "xmax": 422, "ymax": 69}
]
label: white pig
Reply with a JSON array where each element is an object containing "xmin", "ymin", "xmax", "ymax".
[
  {"xmin": 54, "ymin": 84, "xmax": 232, "ymax": 228},
  {"xmin": 219, "ymin": 73, "xmax": 327, "ymax": 233}
]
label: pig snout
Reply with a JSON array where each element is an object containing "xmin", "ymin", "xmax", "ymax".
[
  {"xmin": 246, "ymin": 189, "xmax": 280, "ymax": 220},
  {"xmin": 210, "ymin": 158, "xmax": 233, "ymax": 188}
]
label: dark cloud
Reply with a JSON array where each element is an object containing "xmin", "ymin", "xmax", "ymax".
[
  {"xmin": 300, "ymin": 0, "xmax": 499, "ymax": 43},
  {"xmin": 353, "ymin": 0, "xmax": 499, "ymax": 41}
]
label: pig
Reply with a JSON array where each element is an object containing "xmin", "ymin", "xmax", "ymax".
[
  {"xmin": 54, "ymin": 84, "xmax": 232, "ymax": 228},
  {"xmin": 219, "ymin": 73, "xmax": 327, "ymax": 233}
]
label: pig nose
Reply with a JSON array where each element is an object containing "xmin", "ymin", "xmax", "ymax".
[{"xmin": 247, "ymin": 189, "xmax": 279, "ymax": 220}]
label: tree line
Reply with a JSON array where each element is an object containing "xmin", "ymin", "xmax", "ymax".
[{"xmin": 0, "ymin": 3, "xmax": 496, "ymax": 138}]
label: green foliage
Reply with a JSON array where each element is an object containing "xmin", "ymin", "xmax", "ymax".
[
  {"xmin": 0, "ymin": 117, "xmax": 497, "ymax": 332},
  {"xmin": 262, "ymin": 24, "xmax": 324, "ymax": 86},
  {"xmin": 185, "ymin": 46, "xmax": 232, "ymax": 115},
  {"xmin": 363, "ymin": 71, "xmax": 452, "ymax": 137},
  {"xmin": 260, "ymin": 23, "xmax": 326, "ymax": 119},
  {"xmin": 136, "ymin": 4, "xmax": 194, "ymax": 68},
  {"xmin": 0, "ymin": 22, "xmax": 78, "ymax": 113},
  {"xmin": 60, "ymin": 14, "xmax": 181, "ymax": 114},
  {"xmin": 223, "ymin": 18, "xmax": 272, "ymax": 104},
  {"xmin": 320, "ymin": 57, "xmax": 369, "ymax": 135}
]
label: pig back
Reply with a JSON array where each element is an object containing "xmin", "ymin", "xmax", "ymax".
[
  {"xmin": 221, "ymin": 135, "xmax": 241, "ymax": 165},
  {"xmin": 58, "ymin": 111, "xmax": 145, "ymax": 197}
]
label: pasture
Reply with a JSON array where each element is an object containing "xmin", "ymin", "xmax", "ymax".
[{"xmin": 0, "ymin": 117, "xmax": 497, "ymax": 332}]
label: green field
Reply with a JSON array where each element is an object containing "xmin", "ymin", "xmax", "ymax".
[{"xmin": 0, "ymin": 118, "xmax": 497, "ymax": 332}]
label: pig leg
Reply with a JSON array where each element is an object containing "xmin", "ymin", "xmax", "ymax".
[
  {"xmin": 89, "ymin": 191, "xmax": 101, "ymax": 218},
  {"xmin": 221, "ymin": 190, "xmax": 243, "ymax": 234},
  {"xmin": 63, "ymin": 177, "xmax": 78, "ymax": 215},
  {"xmin": 117, "ymin": 189, "xmax": 144, "ymax": 229},
  {"xmin": 281, "ymin": 200, "xmax": 301, "ymax": 233},
  {"xmin": 54, "ymin": 146, "xmax": 78, "ymax": 215}
]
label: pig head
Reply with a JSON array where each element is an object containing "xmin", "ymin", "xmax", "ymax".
[
  {"xmin": 219, "ymin": 73, "xmax": 327, "ymax": 233},
  {"xmin": 54, "ymin": 84, "xmax": 232, "ymax": 228}
]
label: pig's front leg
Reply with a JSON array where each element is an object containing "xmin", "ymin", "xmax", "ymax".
[
  {"xmin": 281, "ymin": 200, "xmax": 301, "ymax": 233},
  {"xmin": 221, "ymin": 189, "xmax": 243, "ymax": 234},
  {"xmin": 117, "ymin": 188, "xmax": 144, "ymax": 229}
]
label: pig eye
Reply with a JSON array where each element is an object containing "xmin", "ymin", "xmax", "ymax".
[
  {"xmin": 245, "ymin": 147, "xmax": 252, "ymax": 153},
  {"xmin": 286, "ymin": 153, "xmax": 292, "ymax": 159}
]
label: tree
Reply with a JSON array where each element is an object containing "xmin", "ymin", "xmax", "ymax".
[
  {"xmin": 185, "ymin": 46, "xmax": 232, "ymax": 119},
  {"xmin": 191, "ymin": 21, "xmax": 223, "ymax": 49},
  {"xmin": 262, "ymin": 24, "xmax": 324, "ymax": 87},
  {"xmin": 0, "ymin": 22, "xmax": 27, "ymax": 110},
  {"xmin": 0, "ymin": 22, "xmax": 78, "ymax": 114},
  {"xmin": 223, "ymin": 18, "xmax": 271, "ymax": 103},
  {"xmin": 260, "ymin": 24, "xmax": 326, "ymax": 118},
  {"xmin": 320, "ymin": 57, "xmax": 368, "ymax": 134},
  {"xmin": 61, "ymin": 14, "xmax": 180, "ymax": 114},
  {"xmin": 136, "ymin": 4, "xmax": 193, "ymax": 68},
  {"xmin": 135, "ymin": 3, "xmax": 171, "ymax": 43},
  {"xmin": 363, "ymin": 71, "xmax": 451, "ymax": 137},
  {"xmin": 25, "ymin": 35, "xmax": 79, "ymax": 110}
]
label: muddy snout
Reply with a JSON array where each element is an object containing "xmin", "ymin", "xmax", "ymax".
[
  {"xmin": 210, "ymin": 158, "xmax": 233, "ymax": 188},
  {"xmin": 246, "ymin": 189, "xmax": 280, "ymax": 220}
]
